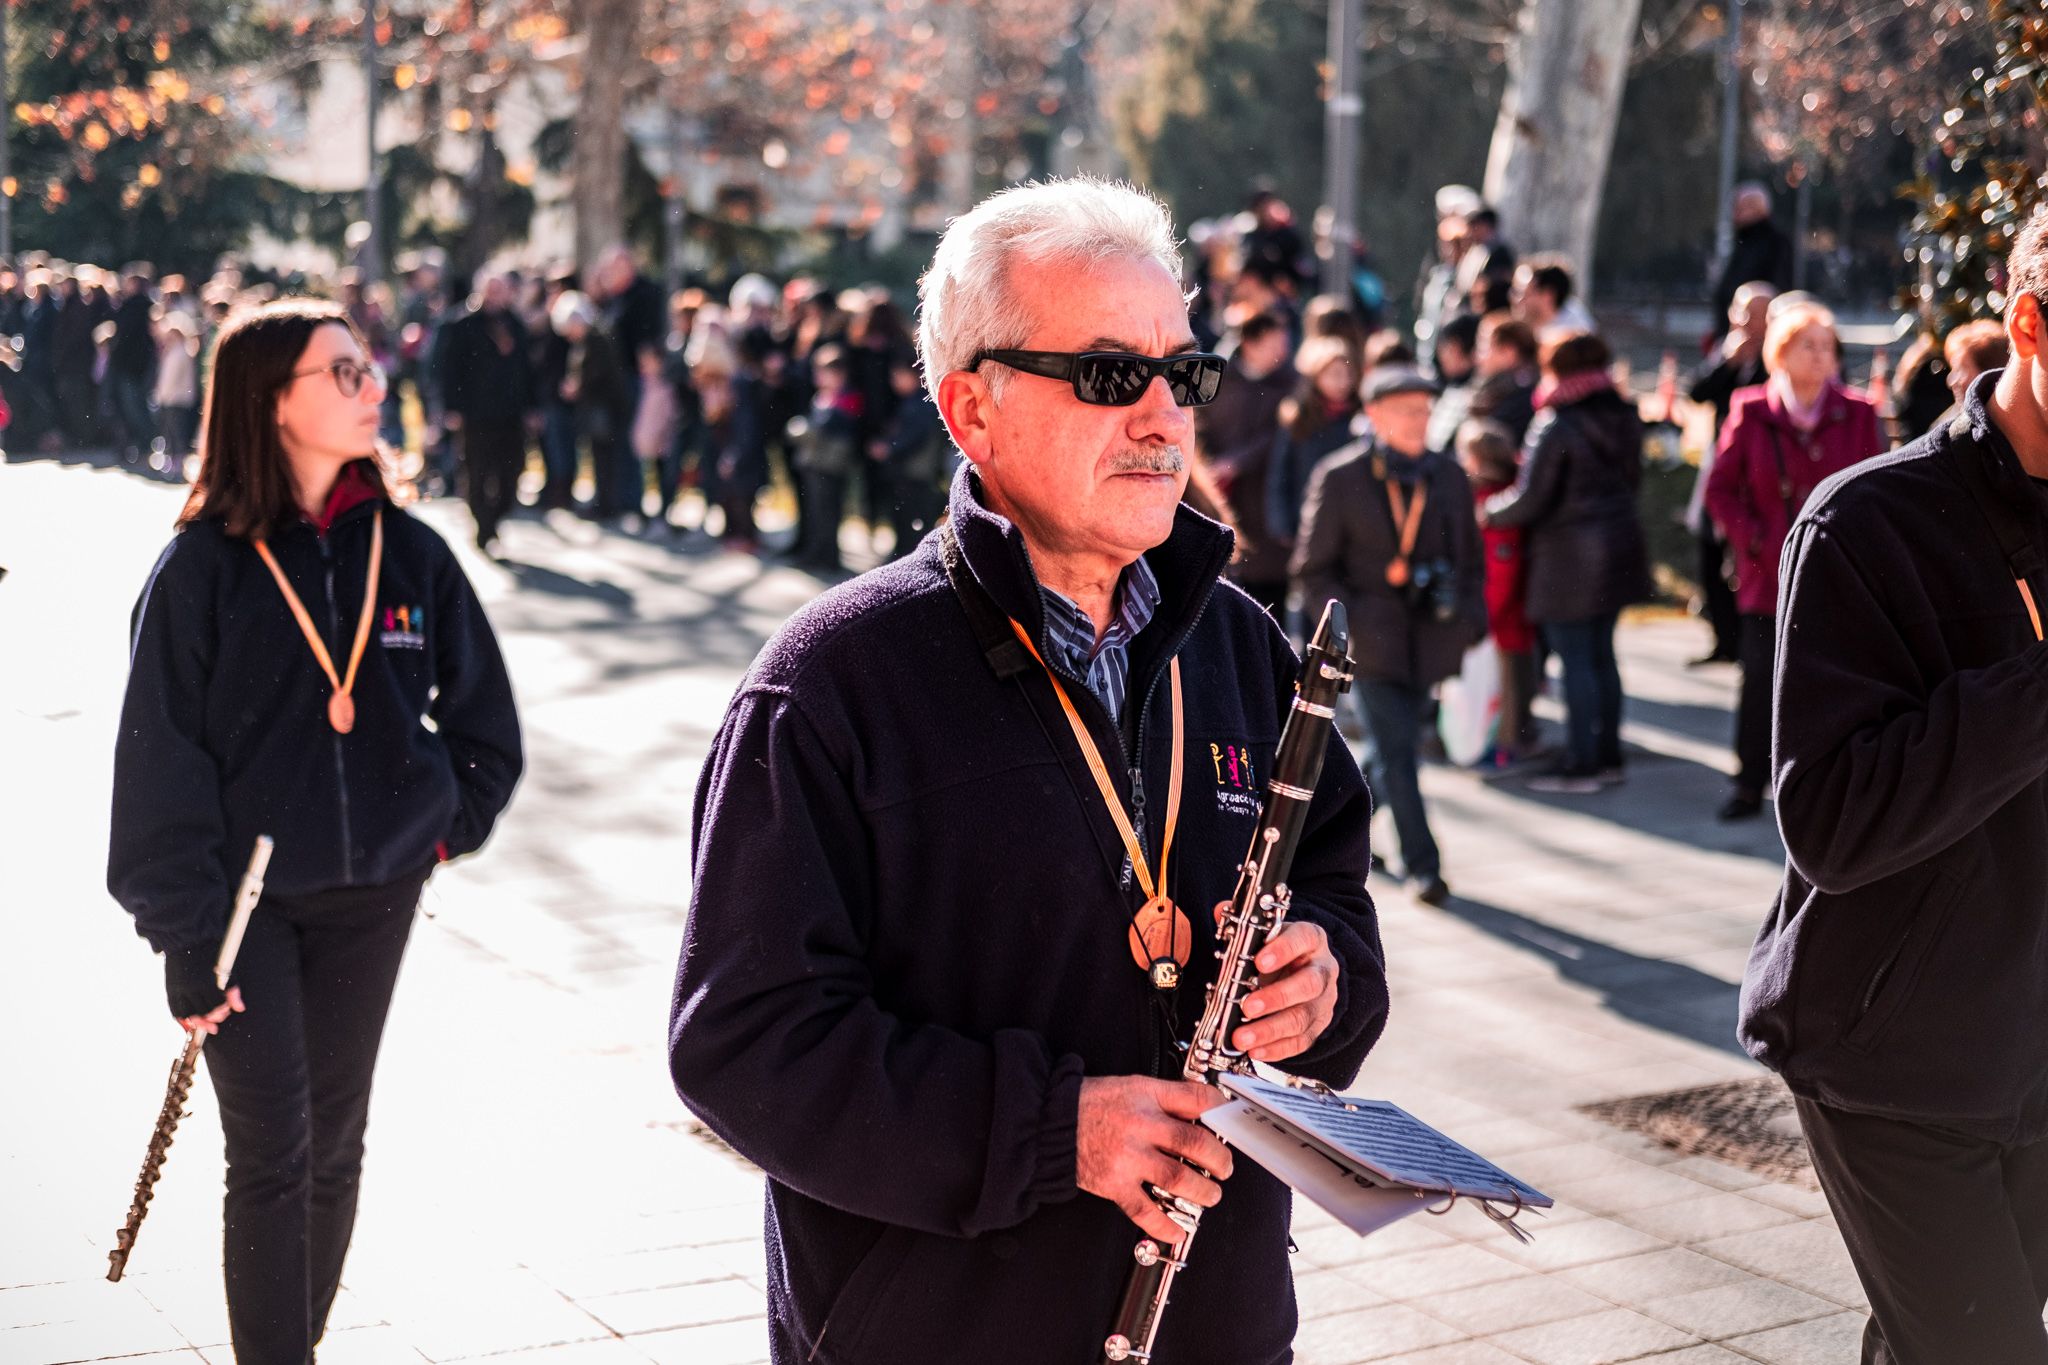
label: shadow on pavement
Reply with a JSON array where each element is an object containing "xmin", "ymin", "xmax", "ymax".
[
  {"xmin": 5, "ymin": 442, "xmax": 190, "ymax": 485},
  {"xmin": 1436, "ymin": 891, "xmax": 1748, "ymax": 1058},
  {"xmin": 498, "ymin": 558, "xmax": 637, "ymax": 614}
]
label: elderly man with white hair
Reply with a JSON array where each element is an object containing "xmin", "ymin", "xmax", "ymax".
[
  {"xmin": 668, "ymin": 178, "xmax": 1387, "ymax": 1363},
  {"xmin": 1711, "ymin": 181, "xmax": 1793, "ymax": 338}
]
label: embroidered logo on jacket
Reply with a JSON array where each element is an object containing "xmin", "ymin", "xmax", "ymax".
[
  {"xmin": 1210, "ymin": 742, "xmax": 1261, "ymax": 818},
  {"xmin": 379, "ymin": 603, "xmax": 427, "ymax": 650}
]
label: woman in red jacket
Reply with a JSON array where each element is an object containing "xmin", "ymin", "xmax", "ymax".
[{"xmin": 1705, "ymin": 300, "xmax": 1883, "ymax": 820}]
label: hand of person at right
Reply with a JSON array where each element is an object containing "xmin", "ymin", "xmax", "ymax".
[
  {"xmin": 1076, "ymin": 1075, "xmax": 1234, "ymax": 1244},
  {"xmin": 179, "ymin": 988, "xmax": 245, "ymax": 1036}
]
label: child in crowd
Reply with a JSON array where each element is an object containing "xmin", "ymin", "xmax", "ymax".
[{"xmin": 1456, "ymin": 418, "xmax": 1541, "ymax": 768}]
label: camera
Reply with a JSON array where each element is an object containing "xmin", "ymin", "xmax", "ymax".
[{"xmin": 1405, "ymin": 559, "xmax": 1460, "ymax": 624}]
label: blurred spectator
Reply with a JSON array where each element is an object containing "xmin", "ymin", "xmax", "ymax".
[
  {"xmin": 153, "ymin": 311, "xmax": 200, "ymax": 468},
  {"xmin": 1466, "ymin": 313, "xmax": 1540, "ymax": 445},
  {"xmin": 1426, "ymin": 312, "xmax": 1482, "ymax": 450},
  {"xmin": 1293, "ymin": 366, "xmax": 1484, "ymax": 905},
  {"xmin": 109, "ymin": 269, "xmax": 158, "ymax": 460},
  {"xmin": 1684, "ymin": 281, "xmax": 1777, "ymax": 667},
  {"xmin": 550, "ymin": 290, "xmax": 633, "ymax": 522},
  {"xmin": 875, "ymin": 361, "xmax": 948, "ymax": 558},
  {"xmin": 1266, "ymin": 335, "xmax": 1362, "ymax": 548},
  {"xmin": 1483, "ymin": 331, "xmax": 1653, "ymax": 794},
  {"xmin": 1944, "ymin": 319, "xmax": 2010, "ymax": 410},
  {"xmin": 1456, "ymin": 417, "xmax": 1541, "ymax": 767},
  {"xmin": 792, "ymin": 342, "xmax": 860, "ymax": 572},
  {"xmin": 1194, "ymin": 310, "xmax": 1297, "ymax": 613},
  {"xmin": 1705, "ymin": 302, "xmax": 1883, "ymax": 820},
  {"xmin": 436, "ymin": 271, "xmax": 537, "ymax": 553},
  {"xmin": 1512, "ymin": 255, "xmax": 1596, "ymax": 340},
  {"xmin": 1712, "ymin": 182, "xmax": 1794, "ymax": 339}
]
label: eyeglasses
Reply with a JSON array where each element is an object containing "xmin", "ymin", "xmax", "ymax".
[
  {"xmin": 970, "ymin": 348, "xmax": 1226, "ymax": 407},
  {"xmin": 287, "ymin": 358, "xmax": 386, "ymax": 398}
]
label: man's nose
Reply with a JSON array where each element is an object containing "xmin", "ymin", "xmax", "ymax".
[{"xmin": 1128, "ymin": 374, "xmax": 1194, "ymax": 441}]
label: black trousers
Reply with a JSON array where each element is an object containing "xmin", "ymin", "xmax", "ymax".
[
  {"xmin": 1797, "ymin": 1097, "xmax": 2048, "ymax": 1364},
  {"xmin": 1697, "ymin": 524, "xmax": 1741, "ymax": 659},
  {"xmin": 1734, "ymin": 612, "xmax": 1775, "ymax": 797},
  {"xmin": 798, "ymin": 469, "xmax": 847, "ymax": 570},
  {"xmin": 461, "ymin": 418, "xmax": 527, "ymax": 547},
  {"xmin": 203, "ymin": 867, "xmax": 430, "ymax": 1365}
]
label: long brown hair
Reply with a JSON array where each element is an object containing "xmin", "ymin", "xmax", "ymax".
[{"xmin": 178, "ymin": 299, "xmax": 398, "ymax": 540}]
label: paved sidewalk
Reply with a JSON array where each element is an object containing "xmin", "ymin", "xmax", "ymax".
[{"xmin": 4, "ymin": 455, "xmax": 1872, "ymax": 1364}]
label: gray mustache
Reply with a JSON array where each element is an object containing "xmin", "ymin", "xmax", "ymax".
[{"xmin": 1108, "ymin": 447, "xmax": 1186, "ymax": 476}]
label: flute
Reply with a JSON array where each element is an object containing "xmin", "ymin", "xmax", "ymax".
[
  {"xmin": 107, "ymin": 835, "xmax": 275, "ymax": 1282},
  {"xmin": 1102, "ymin": 603, "xmax": 1354, "ymax": 1363}
]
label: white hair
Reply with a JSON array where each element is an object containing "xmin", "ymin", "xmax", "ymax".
[
  {"xmin": 916, "ymin": 176, "xmax": 1187, "ymax": 402},
  {"xmin": 549, "ymin": 289, "xmax": 597, "ymax": 333},
  {"xmin": 729, "ymin": 273, "xmax": 777, "ymax": 314}
]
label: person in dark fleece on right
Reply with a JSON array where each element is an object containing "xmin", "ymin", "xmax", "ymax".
[{"xmin": 1742, "ymin": 207, "xmax": 2048, "ymax": 1365}]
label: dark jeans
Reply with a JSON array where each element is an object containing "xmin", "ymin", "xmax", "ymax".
[
  {"xmin": 1355, "ymin": 677, "xmax": 1440, "ymax": 880},
  {"xmin": 1697, "ymin": 523, "xmax": 1740, "ymax": 659},
  {"xmin": 1542, "ymin": 611, "xmax": 1624, "ymax": 775},
  {"xmin": 1797, "ymin": 1096, "xmax": 2048, "ymax": 1365},
  {"xmin": 798, "ymin": 469, "xmax": 847, "ymax": 570},
  {"xmin": 882, "ymin": 469, "xmax": 942, "ymax": 560},
  {"xmin": 539, "ymin": 402, "xmax": 577, "ymax": 509},
  {"xmin": 460, "ymin": 418, "xmax": 526, "ymax": 548},
  {"xmin": 111, "ymin": 370, "xmax": 154, "ymax": 453},
  {"xmin": 203, "ymin": 867, "xmax": 430, "ymax": 1365},
  {"xmin": 1734, "ymin": 612, "xmax": 1775, "ymax": 797}
]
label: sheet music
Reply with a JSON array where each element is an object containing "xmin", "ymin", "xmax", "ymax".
[
  {"xmin": 1202, "ymin": 1099, "xmax": 1443, "ymax": 1237},
  {"xmin": 1207, "ymin": 1074, "xmax": 1552, "ymax": 1210}
]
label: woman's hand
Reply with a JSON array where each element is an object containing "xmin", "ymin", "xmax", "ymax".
[{"xmin": 178, "ymin": 987, "xmax": 246, "ymax": 1037}]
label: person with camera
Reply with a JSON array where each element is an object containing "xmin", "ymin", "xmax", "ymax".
[
  {"xmin": 1293, "ymin": 365, "xmax": 1485, "ymax": 904},
  {"xmin": 1482, "ymin": 331, "xmax": 1652, "ymax": 794}
]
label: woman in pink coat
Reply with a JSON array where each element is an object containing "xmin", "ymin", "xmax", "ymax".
[{"xmin": 1705, "ymin": 300, "xmax": 1884, "ymax": 820}]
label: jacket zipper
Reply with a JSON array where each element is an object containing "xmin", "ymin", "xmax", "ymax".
[{"xmin": 319, "ymin": 534, "xmax": 357, "ymax": 884}]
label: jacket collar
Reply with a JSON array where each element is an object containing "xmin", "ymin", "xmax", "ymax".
[
  {"xmin": 1759, "ymin": 377, "xmax": 1852, "ymax": 433},
  {"xmin": 946, "ymin": 461, "xmax": 1234, "ymax": 678},
  {"xmin": 1959, "ymin": 367, "xmax": 2029, "ymax": 492},
  {"xmin": 300, "ymin": 458, "xmax": 387, "ymax": 536}
]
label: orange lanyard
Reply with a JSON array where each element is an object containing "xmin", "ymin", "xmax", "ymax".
[
  {"xmin": 1384, "ymin": 476, "xmax": 1427, "ymax": 588},
  {"xmin": 252, "ymin": 509, "xmax": 383, "ymax": 735},
  {"xmin": 1009, "ymin": 619, "xmax": 1191, "ymax": 985},
  {"xmin": 2021, "ymin": 579, "xmax": 2044, "ymax": 641}
]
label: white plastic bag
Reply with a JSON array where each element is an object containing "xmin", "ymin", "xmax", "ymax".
[{"xmin": 1438, "ymin": 637, "xmax": 1501, "ymax": 768}]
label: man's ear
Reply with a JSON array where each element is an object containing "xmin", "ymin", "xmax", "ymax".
[
  {"xmin": 2010, "ymin": 292, "xmax": 2043, "ymax": 364},
  {"xmin": 937, "ymin": 370, "xmax": 997, "ymax": 468}
]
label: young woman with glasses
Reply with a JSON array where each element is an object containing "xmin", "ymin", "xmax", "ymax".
[{"xmin": 108, "ymin": 298, "xmax": 524, "ymax": 1363}]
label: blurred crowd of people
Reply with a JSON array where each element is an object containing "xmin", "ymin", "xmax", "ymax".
[{"xmin": 0, "ymin": 247, "xmax": 950, "ymax": 570}]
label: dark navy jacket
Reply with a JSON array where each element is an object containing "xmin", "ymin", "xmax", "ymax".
[
  {"xmin": 1741, "ymin": 374, "xmax": 2048, "ymax": 1143},
  {"xmin": 109, "ymin": 465, "xmax": 523, "ymax": 950},
  {"xmin": 669, "ymin": 467, "xmax": 1387, "ymax": 1364}
]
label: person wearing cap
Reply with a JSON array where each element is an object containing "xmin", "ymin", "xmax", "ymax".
[{"xmin": 1293, "ymin": 364, "xmax": 1485, "ymax": 905}]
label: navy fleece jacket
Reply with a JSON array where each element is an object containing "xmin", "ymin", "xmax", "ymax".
[
  {"xmin": 1741, "ymin": 373, "xmax": 2048, "ymax": 1143},
  {"xmin": 669, "ymin": 466, "xmax": 1387, "ymax": 1364},
  {"xmin": 109, "ymin": 466, "xmax": 522, "ymax": 950}
]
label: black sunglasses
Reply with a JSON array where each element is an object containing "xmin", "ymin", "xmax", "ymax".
[{"xmin": 971, "ymin": 348, "xmax": 1226, "ymax": 407}]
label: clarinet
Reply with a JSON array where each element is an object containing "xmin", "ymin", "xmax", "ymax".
[
  {"xmin": 108, "ymin": 835, "xmax": 274, "ymax": 1282},
  {"xmin": 1102, "ymin": 602, "xmax": 1355, "ymax": 1363}
]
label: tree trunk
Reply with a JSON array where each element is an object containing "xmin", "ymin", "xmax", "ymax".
[
  {"xmin": 1482, "ymin": 0, "xmax": 1643, "ymax": 298},
  {"xmin": 571, "ymin": 0, "xmax": 638, "ymax": 271}
]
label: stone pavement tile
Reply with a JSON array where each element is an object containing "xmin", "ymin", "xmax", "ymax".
[
  {"xmin": 363, "ymin": 1269, "xmax": 613, "ymax": 1361},
  {"xmin": 1654, "ymin": 1155, "xmax": 1770, "ymax": 1192},
  {"xmin": 128, "ymin": 1268, "xmax": 234, "ymax": 1348},
  {"xmin": 631, "ymin": 1317, "xmax": 771, "ymax": 1365},
  {"xmin": 1693, "ymin": 1222, "xmax": 1867, "ymax": 1308},
  {"xmin": 1485, "ymin": 1306, "xmax": 1701, "ymax": 1364},
  {"xmin": 464, "ymin": 1342, "xmax": 656, "ymax": 1364},
  {"xmin": 525, "ymin": 1245, "xmax": 734, "ymax": 1300},
  {"xmin": 1291, "ymin": 1302, "xmax": 1468, "ymax": 1364},
  {"xmin": 1340, "ymin": 1243, "xmax": 1529, "ymax": 1300},
  {"xmin": 1737, "ymin": 1182, "xmax": 1830, "ymax": 1217},
  {"xmin": 1611, "ymin": 1192, "xmax": 1800, "ymax": 1244},
  {"xmin": 1505, "ymin": 1143, "xmax": 1645, "ymax": 1190},
  {"xmin": 1560, "ymin": 1247, "xmax": 1752, "ymax": 1303},
  {"xmin": 1295, "ymin": 1217, "xmax": 1460, "ymax": 1268},
  {"xmin": 575, "ymin": 1277, "xmax": 766, "ymax": 1335},
  {"xmin": 1358, "ymin": 1344, "xmax": 1527, "ymax": 1365},
  {"xmin": 1640, "ymin": 1278, "xmax": 1838, "ymax": 1340},
  {"xmin": 80, "ymin": 1354, "xmax": 209, "ymax": 1364},
  {"xmin": 1484, "ymin": 1216, "xmax": 1669, "ymax": 1273},
  {"xmin": 1413, "ymin": 1274, "xmax": 1611, "ymax": 1336},
  {"xmin": 0, "ymin": 1281, "xmax": 189, "ymax": 1362},
  {"xmin": 1295, "ymin": 1268, "xmax": 1390, "ymax": 1319},
  {"xmin": 1639, "ymin": 1349, "xmax": 1760, "ymax": 1364},
  {"xmin": 1720, "ymin": 1309, "xmax": 1869, "ymax": 1364},
  {"xmin": 1547, "ymin": 1164, "xmax": 1725, "ymax": 1218}
]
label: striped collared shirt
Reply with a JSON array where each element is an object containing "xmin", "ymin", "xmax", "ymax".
[{"xmin": 1036, "ymin": 555, "xmax": 1162, "ymax": 724}]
